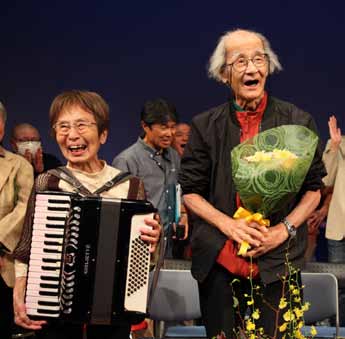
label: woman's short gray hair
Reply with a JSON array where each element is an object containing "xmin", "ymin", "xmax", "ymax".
[
  {"xmin": 0, "ymin": 101, "xmax": 7, "ymax": 122},
  {"xmin": 208, "ymin": 29, "xmax": 282, "ymax": 82}
]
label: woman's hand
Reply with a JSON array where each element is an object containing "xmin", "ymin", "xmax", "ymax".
[
  {"xmin": 140, "ymin": 213, "xmax": 161, "ymax": 253},
  {"xmin": 13, "ymin": 276, "xmax": 47, "ymax": 330},
  {"xmin": 328, "ymin": 115, "xmax": 342, "ymax": 152}
]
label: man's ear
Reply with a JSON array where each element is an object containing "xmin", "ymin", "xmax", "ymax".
[{"xmin": 141, "ymin": 121, "xmax": 149, "ymax": 135}]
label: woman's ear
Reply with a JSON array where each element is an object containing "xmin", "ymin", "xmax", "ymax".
[{"xmin": 100, "ymin": 129, "xmax": 108, "ymax": 144}]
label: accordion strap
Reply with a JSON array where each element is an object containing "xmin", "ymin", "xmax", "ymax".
[{"xmin": 48, "ymin": 166, "xmax": 132, "ymax": 196}]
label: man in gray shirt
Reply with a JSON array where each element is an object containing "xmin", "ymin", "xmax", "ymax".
[{"xmin": 112, "ymin": 98, "xmax": 187, "ymax": 257}]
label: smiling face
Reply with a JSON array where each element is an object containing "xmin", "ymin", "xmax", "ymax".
[
  {"xmin": 172, "ymin": 123, "xmax": 190, "ymax": 156},
  {"xmin": 142, "ymin": 120, "xmax": 176, "ymax": 151},
  {"xmin": 55, "ymin": 106, "xmax": 107, "ymax": 173},
  {"xmin": 221, "ymin": 30, "xmax": 268, "ymax": 110}
]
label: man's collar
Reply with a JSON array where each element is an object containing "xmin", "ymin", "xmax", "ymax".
[{"xmin": 137, "ymin": 137, "xmax": 171, "ymax": 160}]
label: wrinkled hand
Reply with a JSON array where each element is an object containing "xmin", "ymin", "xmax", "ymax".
[
  {"xmin": 13, "ymin": 277, "xmax": 47, "ymax": 330},
  {"xmin": 244, "ymin": 223, "xmax": 288, "ymax": 258},
  {"xmin": 140, "ymin": 213, "xmax": 161, "ymax": 253},
  {"xmin": 224, "ymin": 217, "xmax": 268, "ymax": 248},
  {"xmin": 328, "ymin": 115, "xmax": 342, "ymax": 152},
  {"xmin": 307, "ymin": 209, "xmax": 327, "ymax": 234},
  {"xmin": 33, "ymin": 148, "xmax": 44, "ymax": 173}
]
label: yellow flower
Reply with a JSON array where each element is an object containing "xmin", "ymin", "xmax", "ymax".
[
  {"xmin": 297, "ymin": 321, "xmax": 304, "ymax": 329},
  {"xmin": 246, "ymin": 320, "xmax": 256, "ymax": 331},
  {"xmin": 279, "ymin": 323, "xmax": 287, "ymax": 332},
  {"xmin": 283, "ymin": 310, "xmax": 295, "ymax": 322},
  {"xmin": 292, "ymin": 288, "xmax": 300, "ymax": 295},
  {"xmin": 310, "ymin": 326, "xmax": 318, "ymax": 337},
  {"xmin": 279, "ymin": 298, "xmax": 288, "ymax": 309},
  {"xmin": 294, "ymin": 329, "xmax": 305, "ymax": 339},
  {"xmin": 301, "ymin": 302, "xmax": 310, "ymax": 311},
  {"xmin": 294, "ymin": 307, "xmax": 304, "ymax": 319},
  {"xmin": 247, "ymin": 299, "xmax": 254, "ymax": 306},
  {"xmin": 294, "ymin": 296, "xmax": 301, "ymax": 303},
  {"xmin": 249, "ymin": 334, "xmax": 256, "ymax": 339},
  {"xmin": 252, "ymin": 309, "xmax": 260, "ymax": 320}
]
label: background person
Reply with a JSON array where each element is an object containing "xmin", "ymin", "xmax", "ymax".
[
  {"xmin": 178, "ymin": 29, "xmax": 325, "ymax": 338},
  {"xmin": 12, "ymin": 90, "xmax": 161, "ymax": 339},
  {"xmin": 112, "ymin": 98, "xmax": 188, "ymax": 258},
  {"xmin": 171, "ymin": 122, "xmax": 190, "ymax": 157},
  {"xmin": 0, "ymin": 102, "xmax": 34, "ymax": 339},
  {"xmin": 10, "ymin": 123, "xmax": 62, "ymax": 176}
]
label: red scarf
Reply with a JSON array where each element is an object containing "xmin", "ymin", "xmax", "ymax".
[{"xmin": 216, "ymin": 92, "xmax": 267, "ymax": 278}]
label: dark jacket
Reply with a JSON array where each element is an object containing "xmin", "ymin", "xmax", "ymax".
[{"xmin": 179, "ymin": 96, "xmax": 326, "ymax": 284}]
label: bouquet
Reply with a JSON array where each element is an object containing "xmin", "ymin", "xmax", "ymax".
[{"xmin": 231, "ymin": 125, "xmax": 319, "ymax": 255}]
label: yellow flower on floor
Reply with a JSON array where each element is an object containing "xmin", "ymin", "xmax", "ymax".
[
  {"xmin": 310, "ymin": 326, "xmax": 318, "ymax": 337},
  {"xmin": 246, "ymin": 320, "xmax": 256, "ymax": 331},
  {"xmin": 279, "ymin": 297, "xmax": 288, "ymax": 309},
  {"xmin": 279, "ymin": 323, "xmax": 287, "ymax": 332},
  {"xmin": 283, "ymin": 310, "xmax": 295, "ymax": 322}
]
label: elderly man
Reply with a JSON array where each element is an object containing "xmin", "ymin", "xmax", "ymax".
[
  {"xmin": 179, "ymin": 29, "xmax": 326, "ymax": 338},
  {"xmin": 10, "ymin": 123, "xmax": 62, "ymax": 177},
  {"xmin": 0, "ymin": 103, "xmax": 33, "ymax": 339}
]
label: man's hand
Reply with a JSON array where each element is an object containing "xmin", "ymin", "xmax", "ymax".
[
  {"xmin": 13, "ymin": 277, "xmax": 47, "ymax": 330},
  {"xmin": 223, "ymin": 216, "xmax": 268, "ymax": 248},
  {"xmin": 140, "ymin": 214, "xmax": 161, "ymax": 253},
  {"xmin": 245, "ymin": 222, "xmax": 289, "ymax": 257},
  {"xmin": 328, "ymin": 115, "xmax": 342, "ymax": 152}
]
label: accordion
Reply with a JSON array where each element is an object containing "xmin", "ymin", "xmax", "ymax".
[{"xmin": 25, "ymin": 191, "xmax": 155, "ymax": 324}]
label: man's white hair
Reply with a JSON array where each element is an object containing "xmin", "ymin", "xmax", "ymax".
[{"xmin": 208, "ymin": 29, "xmax": 283, "ymax": 82}]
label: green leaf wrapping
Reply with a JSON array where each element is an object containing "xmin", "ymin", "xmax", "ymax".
[{"xmin": 231, "ymin": 125, "xmax": 318, "ymax": 217}]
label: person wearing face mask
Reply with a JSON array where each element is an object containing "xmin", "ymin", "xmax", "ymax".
[
  {"xmin": 178, "ymin": 29, "xmax": 326, "ymax": 338},
  {"xmin": 0, "ymin": 102, "xmax": 34, "ymax": 339},
  {"xmin": 10, "ymin": 123, "xmax": 62, "ymax": 177}
]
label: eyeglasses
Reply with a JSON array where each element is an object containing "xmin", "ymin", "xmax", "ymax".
[
  {"xmin": 226, "ymin": 53, "xmax": 268, "ymax": 73},
  {"xmin": 53, "ymin": 120, "xmax": 97, "ymax": 135}
]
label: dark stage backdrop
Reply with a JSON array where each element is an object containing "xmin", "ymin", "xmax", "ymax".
[{"xmin": 1, "ymin": 0, "xmax": 344, "ymax": 164}]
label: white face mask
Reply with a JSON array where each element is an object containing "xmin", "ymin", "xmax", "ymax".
[{"xmin": 16, "ymin": 141, "xmax": 42, "ymax": 156}]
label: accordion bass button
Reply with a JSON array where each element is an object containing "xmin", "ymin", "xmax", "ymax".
[{"xmin": 63, "ymin": 308, "xmax": 72, "ymax": 314}]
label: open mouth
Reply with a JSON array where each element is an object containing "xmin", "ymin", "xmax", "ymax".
[
  {"xmin": 244, "ymin": 79, "xmax": 259, "ymax": 87},
  {"xmin": 68, "ymin": 145, "xmax": 87, "ymax": 154},
  {"xmin": 181, "ymin": 143, "xmax": 186, "ymax": 148}
]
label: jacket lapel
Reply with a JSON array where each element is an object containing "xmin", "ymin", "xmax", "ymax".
[{"xmin": 0, "ymin": 153, "xmax": 15, "ymax": 192}]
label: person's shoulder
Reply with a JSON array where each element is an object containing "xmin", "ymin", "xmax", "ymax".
[
  {"xmin": 114, "ymin": 140, "xmax": 141, "ymax": 160},
  {"xmin": 270, "ymin": 96, "xmax": 310, "ymax": 116},
  {"xmin": 167, "ymin": 147, "xmax": 180, "ymax": 163},
  {"xmin": 4, "ymin": 149, "xmax": 32, "ymax": 170}
]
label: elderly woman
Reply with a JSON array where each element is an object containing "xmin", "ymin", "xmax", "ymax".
[
  {"xmin": 0, "ymin": 102, "xmax": 34, "ymax": 339},
  {"xmin": 178, "ymin": 29, "xmax": 326, "ymax": 338},
  {"xmin": 13, "ymin": 90, "xmax": 161, "ymax": 339}
]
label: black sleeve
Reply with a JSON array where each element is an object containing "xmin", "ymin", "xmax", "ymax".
[{"xmin": 178, "ymin": 114, "xmax": 211, "ymax": 198}]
